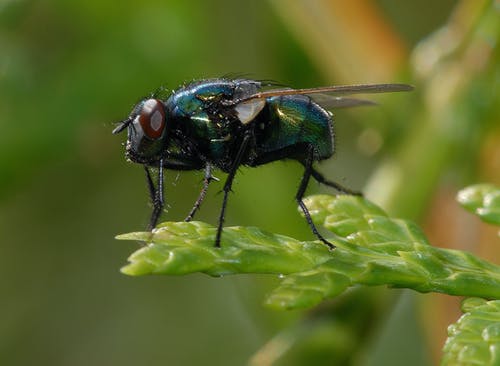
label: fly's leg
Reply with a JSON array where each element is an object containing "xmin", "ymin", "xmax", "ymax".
[
  {"xmin": 144, "ymin": 158, "xmax": 164, "ymax": 230},
  {"xmin": 185, "ymin": 163, "xmax": 216, "ymax": 222},
  {"xmin": 297, "ymin": 147, "xmax": 335, "ymax": 250},
  {"xmin": 144, "ymin": 165, "xmax": 156, "ymax": 204},
  {"xmin": 310, "ymin": 168, "xmax": 362, "ymax": 196},
  {"xmin": 215, "ymin": 133, "xmax": 251, "ymax": 247}
]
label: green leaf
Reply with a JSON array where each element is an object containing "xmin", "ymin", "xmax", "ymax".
[
  {"xmin": 457, "ymin": 184, "xmax": 500, "ymax": 226},
  {"xmin": 442, "ymin": 298, "xmax": 500, "ymax": 366},
  {"xmin": 118, "ymin": 221, "xmax": 333, "ymax": 277},
  {"xmin": 118, "ymin": 195, "xmax": 500, "ymax": 310}
]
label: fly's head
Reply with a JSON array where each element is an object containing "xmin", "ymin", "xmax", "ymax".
[{"xmin": 113, "ymin": 98, "xmax": 169, "ymax": 165}]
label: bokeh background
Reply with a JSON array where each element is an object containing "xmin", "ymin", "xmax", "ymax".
[{"xmin": 1, "ymin": 0, "xmax": 498, "ymax": 365}]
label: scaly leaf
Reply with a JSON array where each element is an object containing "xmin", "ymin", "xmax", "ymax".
[
  {"xmin": 457, "ymin": 184, "xmax": 500, "ymax": 227},
  {"xmin": 118, "ymin": 195, "xmax": 500, "ymax": 310},
  {"xmin": 442, "ymin": 298, "xmax": 500, "ymax": 366}
]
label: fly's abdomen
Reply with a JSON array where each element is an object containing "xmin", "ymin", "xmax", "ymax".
[{"xmin": 258, "ymin": 95, "xmax": 334, "ymax": 160}]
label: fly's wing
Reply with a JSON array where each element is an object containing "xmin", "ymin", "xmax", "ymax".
[
  {"xmin": 309, "ymin": 94, "xmax": 377, "ymax": 109},
  {"xmin": 233, "ymin": 83, "xmax": 413, "ymax": 110}
]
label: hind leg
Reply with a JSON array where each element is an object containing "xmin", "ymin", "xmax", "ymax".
[
  {"xmin": 310, "ymin": 167, "xmax": 362, "ymax": 196},
  {"xmin": 296, "ymin": 146, "xmax": 336, "ymax": 250}
]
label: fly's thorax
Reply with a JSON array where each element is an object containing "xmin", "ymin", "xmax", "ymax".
[
  {"xmin": 165, "ymin": 80, "xmax": 264, "ymax": 162},
  {"xmin": 125, "ymin": 98, "xmax": 169, "ymax": 164}
]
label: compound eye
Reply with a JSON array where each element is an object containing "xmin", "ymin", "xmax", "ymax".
[{"xmin": 138, "ymin": 99, "xmax": 166, "ymax": 139}]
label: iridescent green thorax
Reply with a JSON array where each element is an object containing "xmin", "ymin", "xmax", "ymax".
[{"xmin": 165, "ymin": 79, "xmax": 262, "ymax": 165}]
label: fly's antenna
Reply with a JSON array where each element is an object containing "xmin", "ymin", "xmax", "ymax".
[{"xmin": 112, "ymin": 118, "xmax": 132, "ymax": 134}]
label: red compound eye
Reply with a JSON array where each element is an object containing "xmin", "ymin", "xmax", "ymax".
[{"xmin": 138, "ymin": 99, "xmax": 165, "ymax": 139}]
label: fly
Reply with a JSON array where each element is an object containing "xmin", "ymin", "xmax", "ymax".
[{"xmin": 113, "ymin": 78, "xmax": 412, "ymax": 249}]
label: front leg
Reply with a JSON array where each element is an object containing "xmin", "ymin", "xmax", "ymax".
[{"xmin": 144, "ymin": 159, "xmax": 164, "ymax": 230}]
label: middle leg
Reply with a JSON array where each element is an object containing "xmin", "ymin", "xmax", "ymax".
[
  {"xmin": 215, "ymin": 133, "xmax": 252, "ymax": 247},
  {"xmin": 185, "ymin": 163, "xmax": 216, "ymax": 222}
]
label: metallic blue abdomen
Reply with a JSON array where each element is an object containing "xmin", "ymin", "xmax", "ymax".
[{"xmin": 257, "ymin": 95, "xmax": 334, "ymax": 160}]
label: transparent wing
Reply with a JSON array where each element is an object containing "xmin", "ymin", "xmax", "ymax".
[
  {"xmin": 309, "ymin": 95, "xmax": 377, "ymax": 109},
  {"xmin": 235, "ymin": 83, "xmax": 413, "ymax": 105}
]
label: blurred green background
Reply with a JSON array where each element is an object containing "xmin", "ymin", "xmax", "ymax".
[{"xmin": 1, "ymin": 0, "xmax": 498, "ymax": 365}]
